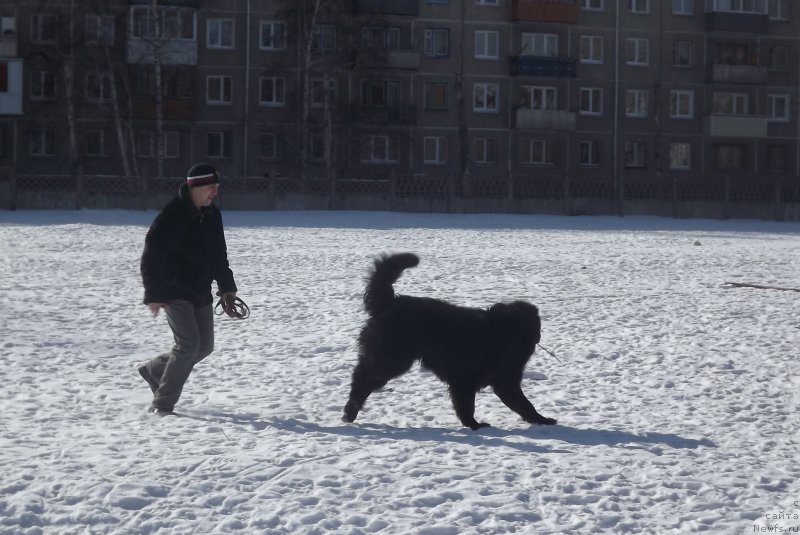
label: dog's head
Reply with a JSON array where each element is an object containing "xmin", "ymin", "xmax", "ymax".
[{"xmin": 488, "ymin": 300, "xmax": 542, "ymax": 353}]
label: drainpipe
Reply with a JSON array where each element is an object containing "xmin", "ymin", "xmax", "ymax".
[
  {"xmin": 613, "ymin": 0, "xmax": 621, "ymax": 216},
  {"xmin": 243, "ymin": 0, "xmax": 251, "ymax": 178}
]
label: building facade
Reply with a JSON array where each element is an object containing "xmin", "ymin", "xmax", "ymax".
[{"xmin": 1, "ymin": 0, "xmax": 798, "ymax": 197}]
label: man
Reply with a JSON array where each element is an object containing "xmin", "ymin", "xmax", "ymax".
[{"xmin": 139, "ymin": 162, "xmax": 238, "ymax": 415}]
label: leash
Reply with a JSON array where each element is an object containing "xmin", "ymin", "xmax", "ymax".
[
  {"xmin": 537, "ymin": 343, "xmax": 562, "ymax": 363},
  {"xmin": 215, "ymin": 296, "xmax": 251, "ymax": 319}
]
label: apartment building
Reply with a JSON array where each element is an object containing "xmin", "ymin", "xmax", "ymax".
[{"xmin": 1, "ymin": 0, "xmax": 798, "ymax": 193}]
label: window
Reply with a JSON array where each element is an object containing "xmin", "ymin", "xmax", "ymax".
[
  {"xmin": 673, "ymin": 0, "xmax": 694, "ymax": 14},
  {"xmin": 0, "ymin": 63, "xmax": 6, "ymax": 93},
  {"xmin": 259, "ymin": 77, "xmax": 285, "ymax": 106},
  {"xmin": 30, "ymin": 128, "xmax": 55, "ymax": 156},
  {"xmin": 424, "ymin": 29, "xmax": 448, "ymax": 57},
  {"xmin": 705, "ymin": 0, "xmax": 767, "ymax": 14},
  {"xmin": 476, "ymin": 0, "xmax": 499, "ymax": 4},
  {"xmin": 579, "ymin": 140, "xmax": 602, "ymax": 166},
  {"xmin": 714, "ymin": 43, "xmax": 749, "ymax": 65},
  {"xmin": 424, "ymin": 82, "xmax": 448, "ymax": 110},
  {"xmin": 672, "ymin": 40, "xmax": 693, "ymax": 67},
  {"xmin": 624, "ymin": 141, "xmax": 646, "ymax": 168},
  {"xmin": 769, "ymin": 46, "xmax": 788, "ymax": 71},
  {"xmin": 629, "ymin": 0, "xmax": 650, "ymax": 13},
  {"xmin": 164, "ymin": 131, "xmax": 180, "ymax": 159},
  {"xmin": 312, "ymin": 25, "xmax": 336, "ymax": 52},
  {"xmin": 311, "ymin": 78, "xmax": 337, "ymax": 108},
  {"xmin": 207, "ymin": 76, "xmax": 232, "ymax": 104},
  {"xmin": 669, "ymin": 142, "xmax": 691, "ymax": 170},
  {"xmin": 767, "ymin": 94, "xmax": 789, "ymax": 122},
  {"xmin": 259, "ymin": 132, "xmax": 277, "ymax": 159},
  {"xmin": 670, "ymin": 90, "xmax": 694, "ymax": 118},
  {"xmin": 260, "ymin": 21, "xmax": 286, "ymax": 50},
  {"xmin": 139, "ymin": 131, "xmax": 154, "ymax": 157},
  {"xmin": 475, "ymin": 31, "xmax": 499, "ymax": 59},
  {"xmin": 767, "ymin": 144, "xmax": 788, "ymax": 172},
  {"xmin": 580, "ymin": 87, "xmax": 603, "ymax": 115},
  {"xmin": 207, "ymin": 131, "xmax": 232, "ymax": 159},
  {"xmin": 362, "ymin": 80, "xmax": 399, "ymax": 107},
  {"xmin": 85, "ymin": 130, "xmax": 105, "ymax": 157},
  {"xmin": 86, "ymin": 73, "xmax": 112, "ymax": 102},
  {"xmin": 714, "ymin": 144, "xmax": 745, "ymax": 170},
  {"xmin": 520, "ymin": 139, "xmax": 554, "ymax": 165},
  {"xmin": 473, "ymin": 138, "xmax": 497, "ymax": 164},
  {"xmin": 86, "ymin": 15, "xmax": 114, "ymax": 45},
  {"xmin": 581, "ymin": 0, "xmax": 604, "ymax": 10},
  {"xmin": 580, "ymin": 36, "xmax": 603, "ymax": 63},
  {"xmin": 131, "ymin": 7, "xmax": 194, "ymax": 40},
  {"xmin": 31, "ymin": 14, "xmax": 57, "ymax": 43},
  {"xmin": 521, "ymin": 33, "xmax": 557, "ymax": 56},
  {"xmin": 521, "ymin": 86, "xmax": 557, "ymax": 110},
  {"xmin": 31, "ymin": 71, "xmax": 56, "ymax": 100},
  {"xmin": 473, "ymin": 83, "xmax": 499, "ymax": 112},
  {"xmin": 207, "ymin": 19, "xmax": 234, "ymax": 48},
  {"xmin": 769, "ymin": 0, "xmax": 789, "ymax": 19},
  {"xmin": 363, "ymin": 27, "xmax": 400, "ymax": 50},
  {"xmin": 424, "ymin": 136, "xmax": 447, "ymax": 164},
  {"xmin": 625, "ymin": 38, "xmax": 649, "ymax": 66},
  {"xmin": 712, "ymin": 92, "xmax": 748, "ymax": 115},
  {"xmin": 361, "ymin": 135, "xmax": 398, "ymax": 163},
  {"xmin": 625, "ymin": 90, "xmax": 648, "ymax": 117}
]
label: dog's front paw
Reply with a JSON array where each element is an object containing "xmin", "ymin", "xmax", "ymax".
[
  {"xmin": 530, "ymin": 415, "xmax": 557, "ymax": 426},
  {"xmin": 342, "ymin": 401, "xmax": 361, "ymax": 423},
  {"xmin": 469, "ymin": 422, "xmax": 491, "ymax": 431}
]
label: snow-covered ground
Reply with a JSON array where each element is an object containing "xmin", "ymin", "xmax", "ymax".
[{"xmin": 1, "ymin": 209, "xmax": 799, "ymax": 534}]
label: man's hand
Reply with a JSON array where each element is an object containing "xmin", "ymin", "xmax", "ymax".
[
  {"xmin": 221, "ymin": 293, "xmax": 238, "ymax": 318},
  {"xmin": 148, "ymin": 303, "xmax": 166, "ymax": 317}
]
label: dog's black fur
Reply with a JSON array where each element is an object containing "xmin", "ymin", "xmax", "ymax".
[{"xmin": 342, "ymin": 253, "xmax": 557, "ymax": 430}]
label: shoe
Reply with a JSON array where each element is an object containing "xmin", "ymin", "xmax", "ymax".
[
  {"xmin": 138, "ymin": 366, "xmax": 159, "ymax": 393},
  {"xmin": 147, "ymin": 405, "xmax": 175, "ymax": 416}
]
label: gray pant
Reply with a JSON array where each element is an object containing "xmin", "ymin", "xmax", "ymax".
[{"xmin": 145, "ymin": 300, "xmax": 214, "ymax": 411}]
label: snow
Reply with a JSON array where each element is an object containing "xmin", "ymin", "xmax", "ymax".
[{"xmin": 1, "ymin": 209, "xmax": 799, "ymax": 534}]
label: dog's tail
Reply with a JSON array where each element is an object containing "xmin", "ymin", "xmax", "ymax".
[{"xmin": 364, "ymin": 253, "xmax": 419, "ymax": 316}]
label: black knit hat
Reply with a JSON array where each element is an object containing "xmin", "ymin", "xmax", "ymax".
[{"xmin": 186, "ymin": 162, "xmax": 220, "ymax": 188}]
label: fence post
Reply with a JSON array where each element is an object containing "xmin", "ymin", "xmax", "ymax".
[
  {"xmin": 671, "ymin": 176, "xmax": 678, "ymax": 219},
  {"xmin": 75, "ymin": 167, "xmax": 84, "ymax": 210},
  {"xmin": 562, "ymin": 173, "xmax": 570, "ymax": 216},
  {"xmin": 9, "ymin": 167, "xmax": 16, "ymax": 211},
  {"xmin": 723, "ymin": 175, "xmax": 731, "ymax": 220},
  {"xmin": 775, "ymin": 179, "xmax": 783, "ymax": 221}
]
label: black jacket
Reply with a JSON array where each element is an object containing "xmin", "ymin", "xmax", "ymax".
[{"xmin": 141, "ymin": 184, "xmax": 237, "ymax": 306}]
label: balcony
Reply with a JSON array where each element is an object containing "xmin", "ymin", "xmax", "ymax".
[
  {"xmin": 128, "ymin": 39, "xmax": 198, "ymax": 65},
  {"xmin": 354, "ymin": 0, "xmax": 419, "ymax": 16},
  {"xmin": 357, "ymin": 105, "xmax": 417, "ymax": 126},
  {"xmin": 512, "ymin": 0, "xmax": 578, "ymax": 23},
  {"xmin": 511, "ymin": 55, "xmax": 576, "ymax": 77},
  {"xmin": 704, "ymin": 12, "xmax": 768, "ymax": 33},
  {"xmin": 0, "ymin": 59, "xmax": 22, "ymax": 115},
  {"xmin": 361, "ymin": 50, "xmax": 421, "ymax": 70},
  {"xmin": 515, "ymin": 109, "xmax": 575, "ymax": 130},
  {"xmin": 0, "ymin": 17, "xmax": 17, "ymax": 57},
  {"xmin": 708, "ymin": 64, "xmax": 767, "ymax": 84},
  {"xmin": 705, "ymin": 115, "xmax": 767, "ymax": 138}
]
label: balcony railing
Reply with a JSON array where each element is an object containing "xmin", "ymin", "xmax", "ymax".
[
  {"xmin": 354, "ymin": 0, "xmax": 419, "ymax": 16},
  {"xmin": 705, "ymin": 12, "xmax": 768, "ymax": 33},
  {"xmin": 515, "ymin": 109, "xmax": 576, "ymax": 130},
  {"xmin": 361, "ymin": 50, "xmax": 421, "ymax": 70},
  {"xmin": 708, "ymin": 64, "xmax": 767, "ymax": 84},
  {"xmin": 512, "ymin": 0, "xmax": 578, "ymax": 23},
  {"xmin": 705, "ymin": 115, "xmax": 767, "ymax": 138},
  {"xmin": 511, "ymin": 56, "xmax": 577, "ymax": 77}
]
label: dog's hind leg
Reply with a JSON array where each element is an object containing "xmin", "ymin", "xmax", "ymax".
[
  {"xmin": 493, "ymin": 383, "xmax": 557, "ymax": 426},
  {"xmin": 342, "ymin": 357, "xmax": 412, "ymax": 423},
  {"xmin": 449, "ymin": 384, "xmax": 490, "ymax": 431}
]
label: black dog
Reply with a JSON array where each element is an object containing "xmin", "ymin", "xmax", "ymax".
[{"xmin": 342, "ymin": 253, "xmax": 556, "ymax": 430}]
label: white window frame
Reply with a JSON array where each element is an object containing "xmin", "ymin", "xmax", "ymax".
[
  {"xmin": 670, "ymin": 90, "xmax": 694, "ymax": 119},
  {"xmin": 130, "ymin": 7, "xmax": 195, "ymax": 41},
  {"xmin": 473, "ymin": 137, "xmax": 497, "ymax": 164},
  {"xmin": 85, "ymin": 129, "xmax": 105, "ymax": 157},
  {"xmin": 625, "ymin": 89, "xmax": 648, "ymax": 118},
  {"xmin": 31, "ymin": 14, "xmax": 57, "ymax": 43},
  {"xmin": 704, "ymin": 0, "xmax": 767, "ymax": 14},
  {"xmin": 85, "ymin": 72, "xmax": 113, "ymax": 102},
  {"xmin": 767, "ymin": 94, "xmax": 790, "ymax": 122},
  {"xmin": 30, "ymin": 128, "xmax": 55, "ymax": 157},
  {"xmin": 474, "ymin": 31, "xmax": 499, "ymax": 60},
  {"xmin": 260, "ymin": 21, "xmax": 286, "ymax": 50},
  {"xmin": 628, "ymin": 0, "xmax": 650, "ymax": 13},
  {"xmin": 521, "ymin": 33, "xmax": 558, "ymax": 56},
  {"xmin": 522, "ymin": 86, "xmax": 557, "ymax": 110},
  {"xmin": 259, "ymin": 77, "xmax": 285, "ymax": 107},
  {"xmin": 424, "ymin": 82, "xmax": 449, "ymax": 110},
  {"xmin": 672, "ymin": 0, "xmax": 694, "ymax": 15},
  {"xmin": 473, "ymin": 83, "xmax": 499, "ymax": 113},
  {"xmin": 624, "ymin": 140, "xmax": 646, "ymax": 168},
  {"xmin": 206, "ymin": 75, "xmax": 232, "ymax": 105},
  {"xmin": 672, "ymin": 40, "xmax": 693, "ymax": 67},
  {"xmin": 669, "ymin": 142, "xmax": 691, "ymax": 170},
  {"xmin": 361, "ymin": 135, "xmax": 398, "ymax": 163},
  {"xmin": 579, "ymin": 140, "xmax": 602, "ymax": 167},
  {"xmin": 520, "ymin": 139, "xmax": 553, "ymax": 165},
  {"xmin": 85, "ymin": 14, "xmax": 114, "ymax": 46},
  {"xmin": 311, "ymin": 78, "xmax": 337, "ymax": 108},
  {"xmin": 581, "ymin": 0, "xmax": 604, "ymax": 10},
  {"xmin": 712, "ymin": 92, "xmax": 748, "ymax": 116},
  {"xmin": 423, "ymin": 136, "xmax": 448, "ymax": 164},
  {"xmin": 769, "ymin": 0, "xmax": 789, "ymax": 19},
  {"xmin": 424, "ymin": 29, "xmax": 449, "ymax": 57},
  {"xmin": 580, "ymin": 35, "xmax": 603, "ymax": 64},
  {"xmin": 207, "ymin": 18, "xmax": 234, "ymax": 49},
  {"xmin": 30, "ymin": 71, "xmax": 56, "ymax": 101},
  {"xmin": 207, "ymin": 131, "xmax": 231, "ymax": 159},
  {"xmin": 626, "ymin": 38, "xmax": 649, "ymax": 66},
  {"xmin": 312, "ymin": 25, "xmax": 336, "ymax": 52},
  {"xmin": 580, "ymin": 87, "xmax": 603, "ymax": 116}
]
